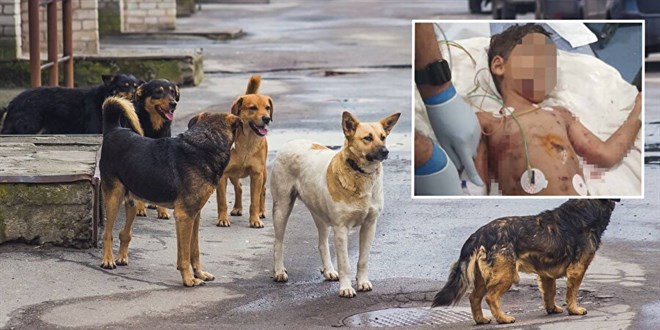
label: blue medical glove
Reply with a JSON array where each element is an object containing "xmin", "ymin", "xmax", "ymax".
[{"xmin": 424, "ymin": 84, "xmax": 484, "ymax": 187}]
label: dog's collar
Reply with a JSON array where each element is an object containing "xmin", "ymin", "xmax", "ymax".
[{"xmin": 346, "ymin": 158, "xmax": 369, "ymax": 175}]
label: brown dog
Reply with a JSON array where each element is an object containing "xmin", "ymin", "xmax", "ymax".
[
  {"xmin": 432, "ymin": 199, "xmax": 618, "ymax": 324},
  {"xmin": 99, "ymin": 97, "xmax": 241, "ymax": 286},
  {"xmin": 216, "ymin": 75, "xmax": 273, "ymax": 228}
]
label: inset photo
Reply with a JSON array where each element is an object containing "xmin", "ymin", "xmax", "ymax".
[{"xmin": 413, "ymin": 20, "xmax": 644, "ymax": 198}]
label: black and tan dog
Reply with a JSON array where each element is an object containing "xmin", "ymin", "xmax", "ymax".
[
  {"xmin": 216, "ymin": 75, "xmax": 272, "ymax": 228},
  {"xmin": 99, "ymin": 97, "xmax": 241, "ymax": 287},
  {"xmin": 0, "ymin": 74, "xmax": 142, "ymax": 134},
  {"xmin": 432, "ymin": 199, "xmax": 619, "ymax": 324},
  {"xmin": 129, "ymin": 79, "xmax": 180, "ymax": 219}
]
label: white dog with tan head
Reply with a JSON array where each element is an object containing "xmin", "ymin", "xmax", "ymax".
[{"xmin": 271, "ymin": 111, "xmax": 400, "ymax": 297}]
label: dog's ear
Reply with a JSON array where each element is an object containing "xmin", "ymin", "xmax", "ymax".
[
  {"xmin": 231, "ymin": 96, "xmax": 244, "ymax": 116},
  {"xmin": 267, "ymin": 97, "xmax": 274, "ymax": 121},
  {"xmin": 135, "ymin": 85, "xmax": 144, "ymax": 101},
  {"xmin": 342, "ymin": 111, "xmax": 359, "ymax": 138},
  {"xmin": 188, "ymin": 112, "xmax": 207, "ymax": 128},
  {"xmin": 230, "ymin": 114, "xmax": 244, "ymax": 138},
  {"xmin": 101, "ymin": 74, "xmax": 114, "ymax": 87},
  {"xmin": 174, "ymin": 84, "xmax": 181, "ymax": 102},
  {"xmin": 379, "ymin": 112, "xmax": 401, "ymax": 135}
]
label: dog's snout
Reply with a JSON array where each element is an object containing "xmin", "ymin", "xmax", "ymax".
[
  {"xmin": 379, "ymin": 147, "xmax": 389, "ymax": 159},
  {"xmin": 169, "ymin": 102, "xmax": 177, "ymax": 109},
  {"xmin": 262, "ymin": 116, "xmax": 271, "ymax": 125}
]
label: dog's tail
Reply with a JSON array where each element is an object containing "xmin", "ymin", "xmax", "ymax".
[
  {"xmin": 246, "ymin": 75, "xmax": 261, "ymax": 94},
  {"xmin": 102, "ymin": 96, "xmax": 144, "ymax": 136},
  {"xmin": 432, "ymin": 243, "xmax": 482, "ymax": 307}
]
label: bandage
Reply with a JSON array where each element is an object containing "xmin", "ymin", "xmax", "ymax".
[{"xmin": 415, "ymin": 144, "xmax": 463, "ymax": 195}]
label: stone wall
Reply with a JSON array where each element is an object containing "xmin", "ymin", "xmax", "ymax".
[
  {"xmin": 0, "ymin": 0, "xmax": 20, "ymax": 59},
  {"xmin": 121, "ymin": 0, "xmax": 176, "ymax": 32},
  {"xmin": 19, "ymin": 0, "xmax": 100, "ymax": 56}
]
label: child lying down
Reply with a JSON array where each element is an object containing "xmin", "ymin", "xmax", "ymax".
[{"xmin": 475, "ymin": 24, "xmax": 641, "ymax": 196}]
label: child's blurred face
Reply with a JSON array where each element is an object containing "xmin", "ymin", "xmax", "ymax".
[{"xmin": 503, "ymin": 33, "xmax": 557, "ymax": 103}]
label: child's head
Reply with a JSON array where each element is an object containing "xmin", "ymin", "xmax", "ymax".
[{"xmin": 488, "ymin": 24, "xmax": 557, "ymax": 104}]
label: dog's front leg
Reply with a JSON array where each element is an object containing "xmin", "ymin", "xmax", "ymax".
[
  {"xmin": 216, "ymin": 176, "xmax": 231, "ymax": 227},
  {"xmin": 135, "ymin": 200, "xmax": 148, "ymax": 217},
  {"xmin": 190, "ymin": 212, "xmax": 215, "ymax": 282},
  {"xmin": 248, "ymin": 172, "xmax": 265, "ymax": 228},
  {"xmin": 333, "ymin": 225, "xmax": 356, "ymax": 297},
  {"xmin": 538, "ymin": 275, "xmax": 563, "ymax": 314},
  {"xmin": 175, "ymin": 209, "xmax": 204, "ymax": 287},
  {"xmin": 356, "ymin": 218, "xmax": 377, "ymax": 292}
]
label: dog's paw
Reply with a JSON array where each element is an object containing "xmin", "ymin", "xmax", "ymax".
[
  {"xmin": 339, "ymin": 287, "xmax": 357, "ymax": 298},
  {"xmin": 194, "ymin": 270, "xmax": 215, "ymax": 281},
  {"xmin": 568, "ymin": 306, "xmax": 587, "ymax": 315},
  {"xmin": 114, "ymin": 256, "xmax": 128, "ymax": 266},
  {"xmin": 495, "ymin": 315, "xmax": 515, "ymax": 324},
  {"xmin": 216, "ymin": 217, "xmax": 231, "ymax": 227},
  {"xmin": 273, "ymin": 269, "xmax": 288, "ymax": 282},
  {"xmin": 357, "ymin": 280, "xmax": 372, "ymax": 292},
  {"xmin": 100, "ymin": 259, "xmax": 117, "ymax": 269},
  {"xmin": 474, "ymin": 316, "xmax": 491, "ymax": 324},
  {"xmin": 157, "ymin": 208, "xmax": 170, "ymax": 219},
  {"xmin": 230, "ymin": 208, "xmax": 242, "ymax": 216},
  {"xmin": 183, "ymin": 278, "xmax": 206, "ymax": 287},
  {"xmin": 259, "ymin": 212, "xmax": 266, "ymax": 219},
  {"xmin": 546, "ymin": 305, "xmax": 563, "ymax": 314},
  {"xmin": 320, "ymin": 268, "xmax": 339, "ymax": 281},
  {"xmin": 249, "ymin": 219, "xmax": 264, "ymax": 228},
  {"xmin": 136, "ymin": 207, "xmax": 147, "ymax": 217}
]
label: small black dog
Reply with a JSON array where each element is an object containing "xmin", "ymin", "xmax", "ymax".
[
  {"xmin": 432, "ymin": 199, "xmax": 619, "ymax": 325},
  {"xmin": 0, "ymin": 74, "xmax": 143, "ymax": 134},
  {"xmin": 128, "ymin": 79, "xmax": 180, "ymax": 219}
]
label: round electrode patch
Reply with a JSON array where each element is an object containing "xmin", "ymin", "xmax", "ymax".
[
  {"xmin": 573, "ymin": 174, "xmax": 588, "ymax": 196},
  {"xmin": 520, "ymin": 168, "xmax": 548, "ymax": 194}
]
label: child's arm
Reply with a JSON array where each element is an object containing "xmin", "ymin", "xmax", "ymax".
[{"xmin": 564, "ymin": 93, "xmax": 642, "ymax": 168}]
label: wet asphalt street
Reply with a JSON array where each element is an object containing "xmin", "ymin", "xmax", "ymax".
[{"xmin": 1, "ymin": 0, "xmax": 659, "ymax": 329}]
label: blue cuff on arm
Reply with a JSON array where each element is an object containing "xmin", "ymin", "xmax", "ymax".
[
  {"xmin": 422, "ymin": 84, "xmax": 456, "ymax": 106},
  {"xmin": 415, "ymin": 143, "xmax": 449, "ymax": 176}
]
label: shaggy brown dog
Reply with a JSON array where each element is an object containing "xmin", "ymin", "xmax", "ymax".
[{"xmin": 432, "ymin": 199, "xmax": 618, "ymax": 324}]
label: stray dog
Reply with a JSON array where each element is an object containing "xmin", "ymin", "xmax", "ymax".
[
  {"xmin": 130, "ymin": 79, "xmax": 180, "ymax": 220},
  {"xmin": 432, "ymin": 199, "xmax": 619, "ymax": 324},
  {"xmin": 0, "ymin": 74, "xmax": 142, "ymax": 134},
  {"xmin": 99, "ymin": 97, "xmax": 241, "ymax": 287},
  {"xmin": 216, "ymin": 75, "xmax": 272, "ymax": 228},
  {"xmin": 271, "ymin": 111, "xmax": 400, "ymax": 297}
]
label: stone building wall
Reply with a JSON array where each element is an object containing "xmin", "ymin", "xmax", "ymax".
[
  {"xmin": 0, "ymin": 0, "xmax": 20, "ymax": 59},
  {"xmin": 19, "ymin": 0, "xmax": 100, "ymax": 56},
  {"xmin": 121, "ymin": 0, "xmax": 176, "ymax": 32}
]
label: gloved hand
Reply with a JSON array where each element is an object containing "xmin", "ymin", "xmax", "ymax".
[
  {"xmin": 414, "ymin": 141, "xmax": 463, "ymax": 196},
  {"xmin": 425, "ymin": 86, "xmax": 484, "ymax": 187}
]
